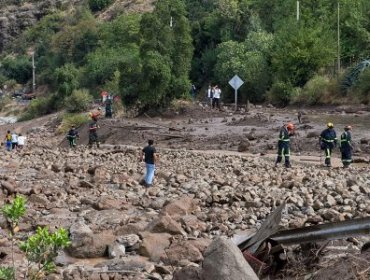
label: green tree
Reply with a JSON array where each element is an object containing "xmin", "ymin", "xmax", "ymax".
[
  {"xmin": 271, "ymin": 19, "xmax": 336, "ymax": 87},
  {"xmin": 54, "ymin": 63, "xmax": 80, "ymax": 97},
  {"xmin": 1, "ymin": 56, "xmax": 32, "ymax": 84},
  {"xmin": 136, "ymin": 0, "xmax": 193, "ymax": 109}
]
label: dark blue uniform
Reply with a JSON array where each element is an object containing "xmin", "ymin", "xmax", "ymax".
[
  {"xmin": 340, "ymin": 130, "xmax": 352, "ymax": 167},
  {"xmin": 320, "ymin": 128, "xmax": 337, "ymax": 167},
  {"xmin": 275, "ymin": 126, "xmax": 291, "ymax": 167}
]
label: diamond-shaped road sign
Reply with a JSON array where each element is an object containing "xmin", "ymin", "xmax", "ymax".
[{"xmin": 228, "ymin": 75, "xmax": 244, "ymax": 90}]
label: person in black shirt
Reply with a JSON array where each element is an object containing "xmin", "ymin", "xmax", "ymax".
[{"xmin": 141, "ymin": 140, "xmax": 158, "ymax": 187}]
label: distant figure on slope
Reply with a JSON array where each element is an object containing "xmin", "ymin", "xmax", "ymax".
[
  {"xmin": 297, "ymin": 110, "xmax": 303, "ymax": 124},
  {"xmin": 105, "ymin": 96, "xmax": 113, "ymax": 118},
  {"xmin": 191, "ymin": 84, "xmax": 196, "ymax": 102},
  {"xmin": 5, "ymin": 130, "xmax": 12, "ymax": 151},
  {"xmin": 275, "ymin": 123, "xmax": 295, "ymax": 168},
  {"xmin": 11, "ymin": 131, "xmax": 18, "ymax": 150},
  {"xmin": 207, "ymin": 85, "xmax": 213, "ymax": 107},
  {"xmin": 17, "ymin": 133, "xmax": 26, "ymax": 150}
]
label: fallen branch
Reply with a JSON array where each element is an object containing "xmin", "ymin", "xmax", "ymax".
[{"xmin": 143, "ymin": 113, "xmax": 182, "ymax": 131}]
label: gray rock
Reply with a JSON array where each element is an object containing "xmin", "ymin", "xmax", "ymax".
[{"xmin": 201, "ymin": 237, "xmax": 259, "ymax": 280}]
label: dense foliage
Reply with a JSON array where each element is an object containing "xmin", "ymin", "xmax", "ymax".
[{"xmin": 1, "ymin": 0, "xmax": 370, "ymax": 114}]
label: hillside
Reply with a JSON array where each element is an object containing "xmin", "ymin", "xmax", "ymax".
[{"xmin": 0, "ymin": 0, "xmax": 155, "ymax": 52}]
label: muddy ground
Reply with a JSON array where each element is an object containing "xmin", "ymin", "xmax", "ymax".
[{"xmin": 55, "ymin": 102, "xmax": 370, "ymax": 167}]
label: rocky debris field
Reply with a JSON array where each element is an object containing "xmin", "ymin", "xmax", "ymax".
[{"xmin": 0, "ymin": 118, "xmax": 369, "ymax": 279}]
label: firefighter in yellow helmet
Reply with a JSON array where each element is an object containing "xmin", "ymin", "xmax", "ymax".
[
  {"xmin": 275, "ymin": 123, "xmax": 295, "ymax": 168},
  {"xmin": 319, "ymin": 122, "xmax": 338, "ymax": 167}
]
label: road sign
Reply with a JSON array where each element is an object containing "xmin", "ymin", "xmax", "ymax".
[
  {"xmin": 228, "ymin": 75, "xmax": 244, "ymax": 111},
  {"xmin": 229, "ymin": 75, "xmax": 244, "ymax": 90}
]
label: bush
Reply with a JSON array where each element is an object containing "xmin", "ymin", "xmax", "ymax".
[
  {"xmin": 291, "ymin": 75, "xmax": 331, "ymax": 105},
  {"xmin": 267, "ymin": 81, "xmax": 293, "ymax": 106},
  {"xmin": 355, "ymin": 68, "xmax": 370, "ymax": 96},
  {"xmin": 88, "ymin": 0, "xmax": 113, "ymax": 12},
  {"xmin": 19, "ymin": 96, "xmax": 54, "ymax": 120},
  {"xmin": 20, "ymin": 227, "xmax": 71, "ymax": 278},
  {"xmin": 58, "ymin": 113, "xmax": 90, "ymax": 134},
  {"xmin": 0, "ymin": 196, "xmax": 70, "ymax": 280},
  {"xmin": 64, "ymin": 89, "xmax": 93, "ymax": 113},
  {"xmin": 0, "ymin": 96, "xmax": 12, "ymax": 112},
  {"xmin": 0, "ymin": 267, "xmax": 14, "ymax": 280},
  {"xmin": 1, "ymin": 56, "xmax": 32, "ymax": 84}
]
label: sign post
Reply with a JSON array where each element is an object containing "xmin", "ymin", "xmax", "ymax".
[{"xmin": 228, "ymin": 75, "xmax": 244, "ymax": 111}]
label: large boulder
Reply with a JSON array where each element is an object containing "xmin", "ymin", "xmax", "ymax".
[
  {"xmin": 67, "ymin": 222, "xmax": 115, "ymax": 258},
  {"xmin": 173, "ymin": 266, "xmax": 202, "ymax": 280},
  {"xmin": 139, "ymin": 232, "xmax": 171, "ymax": 262},
  {"xmin": 161, "ymin": 240, "xmax": 203, "ymax": 265},
  {"xmin": 162, "ymin": 196, "xmax": 199, "ymax": 219},
  {"xmin": 148, "ymin": 214, "xmax": 186, "ymax": 235},
  {"xmin": 201, "ymin": 237, "xmax": 259, "ymax": 280}
]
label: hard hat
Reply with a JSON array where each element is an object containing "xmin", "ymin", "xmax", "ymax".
[
  {"xmin": 287, "ymin": 123, "xmax": 294, "ymax": 130},
  {"xmin": 327, "ymin": 122, "xmax": 334, "ymax": 128},
  {"xmin": 345, "ymin": 125, "xmax": 352, "ymax": 130}
]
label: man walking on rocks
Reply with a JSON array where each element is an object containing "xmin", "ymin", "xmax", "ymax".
[
  {"xmin": 319, "ymin": 122, "xmax": 337, "ymax": 167},
  {"xmin": 340, "ymin": 125, "xmax": 353, "ymax": 168},
  {"xmin": 275, "ymin": 123, "xmax": 295, "ymax": 168},
  {"xmin": 141, "ymin": 140, "xmax": 158, "ymax": 188}
]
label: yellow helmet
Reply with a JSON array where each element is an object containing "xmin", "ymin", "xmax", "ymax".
[{"xmin": 327, "ymin": 122, "xmax": 334, "ymax": 128}]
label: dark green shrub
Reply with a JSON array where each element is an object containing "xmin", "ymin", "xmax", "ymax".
[
  {"xmin": 267, "ymin": 81, "xmax": 293, "ymax": 106},
  {"xmin": 355, "ymin": 68, "xmax": 370, "ymax": 96},
  {"xmin": 88, "ymin": 0, "xmax": 113, "ymax": 12},
  {"xmin": 64, "ymin": 89, "xmax": 93, "ymax": 113},
  {"xmin": 19, "ymin": 96, "xmax": 54, "ymax": 120},
  {"xmin": 1, "ymin": 56, "xmax": 32, "ymax": 84}
]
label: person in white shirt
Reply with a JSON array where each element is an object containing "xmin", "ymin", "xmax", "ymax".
[
  {"xmin": 17, "ymin": 133, "xmax": 26, "ymax": 150},
  {"xmin": 11, "ymin": 132, "xmax": 18, "ymax": 150},
  {"xmin": 212, "ymin": 85, "xmax": 221, "ymax": 109}
]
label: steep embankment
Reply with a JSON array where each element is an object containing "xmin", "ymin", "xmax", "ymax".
[{"xmin": 0, "ymin": 0, "xmax": 154, "ymax": 52}]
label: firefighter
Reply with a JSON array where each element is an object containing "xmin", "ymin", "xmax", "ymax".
[
  {"xmin": 319, "ymin": 122, "xmax": 338, "ymax": 167},
  {"xmin": 67, "ymin": 125, "xmax": 79, "ymax": 148},
  {"xmin": 275, "ymin": 123, "xmax": 295, "ymax": 168},
  {"xmin": 340, "ymin": 125, "xmax": 353, "ymax": 168},
  {"xmin": 89, "ymin": 107, "xmax": 102, "ymax": 120},
  {"xmin": 88, "ymin": 117, "xmax": 100, "ymax": 148}
]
